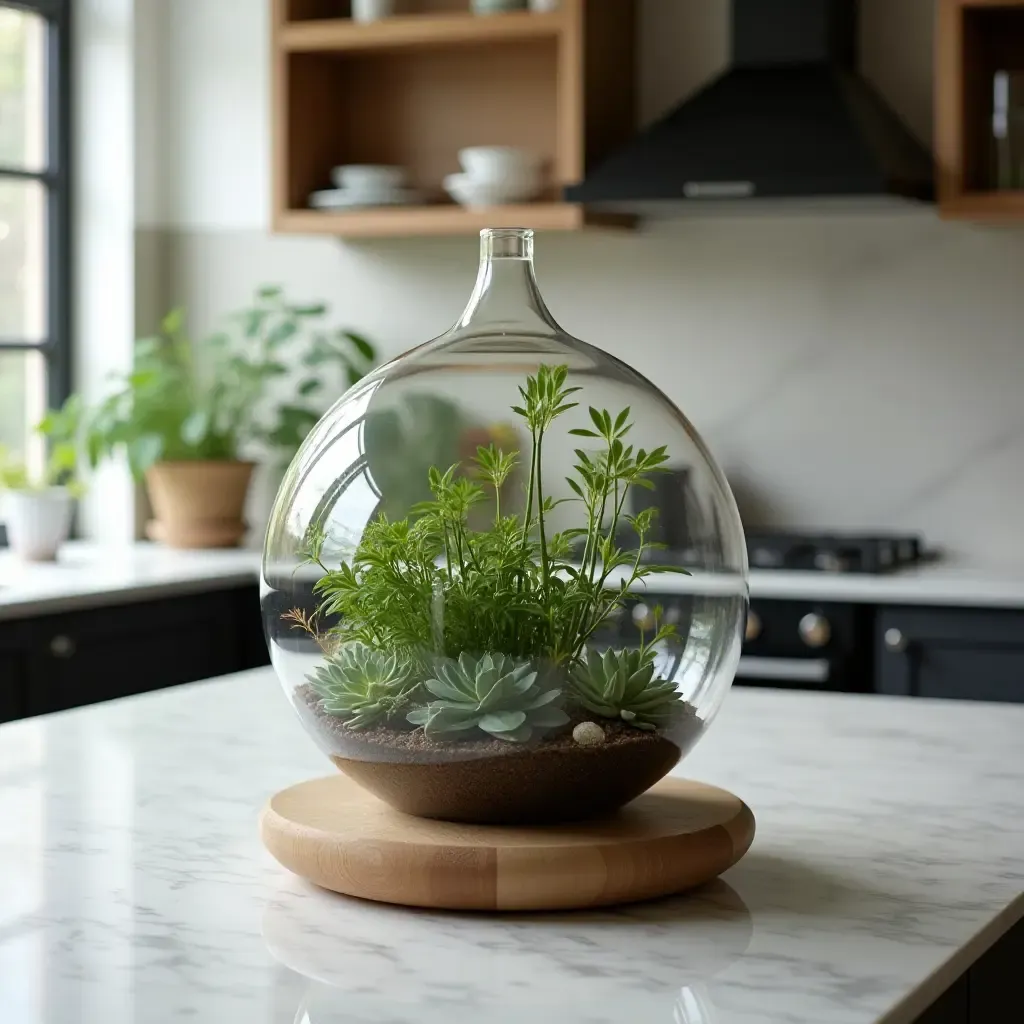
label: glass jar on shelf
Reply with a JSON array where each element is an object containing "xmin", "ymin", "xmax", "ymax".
[{"xmin": 992, "ymin": 69, "xmax": 1024, "ymax": 191}]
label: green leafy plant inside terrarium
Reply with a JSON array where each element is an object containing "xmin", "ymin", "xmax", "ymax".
[{"xmin": 287, "ymin": 364, "xmax": 696, "ymax": 747}]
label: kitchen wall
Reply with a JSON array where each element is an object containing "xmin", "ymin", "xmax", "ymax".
[{"xmin": 133, "ymin": 0, "xmax": 1024, "ymax": 565}]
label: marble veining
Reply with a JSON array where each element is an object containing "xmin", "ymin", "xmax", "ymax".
[{"xmin": 0, "ymin": 670, "xmax": 1021, "ymax": 1023}]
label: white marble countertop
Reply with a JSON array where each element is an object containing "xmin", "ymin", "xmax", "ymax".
[
  {"xmin": 1, "ymin": 670, "xmax": 1021, "ymax": 1024},
  {"xmin": 0, "ymin": 542, "xmax": 262, "ymax": 620},
  {"xmin": 3, "ymin": 543, "xmax": 1024, "ymax": 619},
  {"xmin": 747, "ymin": 562, "xmax": 1024, "ymax": 607}
]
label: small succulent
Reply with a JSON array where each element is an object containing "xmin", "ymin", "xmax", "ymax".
[
  {"xmin": 569, "ymin": 647, "xmax": 683, "ymax": 731},
  {"xmin": 407, "ymin": 653, "xmax": 569, "ymax": 743},
  {"xmin": 309, "ymin": 642, "xmax": 417, "ymax": 730}
]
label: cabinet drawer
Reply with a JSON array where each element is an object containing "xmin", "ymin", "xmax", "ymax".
[
  {"xmin": 22, "ymin": 586, "xmax": 265, "ymax": 717},
  {"xmin": 877, "ymin": 606, "xmax": 1024, "ymax": 703}
]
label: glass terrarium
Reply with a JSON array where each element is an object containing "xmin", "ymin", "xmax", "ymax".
[{"xmin": 262, "ymin": 228, "xmax": 747, "ymax": 825}]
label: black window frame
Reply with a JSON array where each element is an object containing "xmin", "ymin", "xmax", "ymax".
[
  {"xmin": 0, "ymin": 0, "xmax": 72, "ymax": 414},
  {"xmin": 0, "ymin": 0, "xmax": 71, "ymax": 546}
]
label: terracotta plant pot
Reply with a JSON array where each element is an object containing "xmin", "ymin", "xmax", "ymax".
[{"xmin": 144, "ymin": 460, "xmax": 255, "ymax": 549}]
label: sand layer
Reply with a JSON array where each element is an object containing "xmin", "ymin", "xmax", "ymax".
[{"xmin": 296, "ymin": 684, "xmax": 699, "ymax": 824}]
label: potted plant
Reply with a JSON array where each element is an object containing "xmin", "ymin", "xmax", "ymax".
[
  {"xmin": 281, "ymin": 364, "xmax": 702, "ymax": 824},
  {"xmin": 86, "ymin": 287, "xmax": 375, "ymax": 549},
  {"xmin": 0, "ymin": 396, "xmax": 84, "ymax": 561}
]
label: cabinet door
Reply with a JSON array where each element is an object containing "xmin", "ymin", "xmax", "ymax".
[
  {"xmin": 877, "ymin": 607, "xmax": 1024, "ymax": 703},
  {"xmin": 0, "ymin": 650, "xmax": 30, "ymax": 723},
  {"xmin": 0, "ymin": 615, "xmax": 32, "ymax": 722},
  {"xmin": 26, "ymin": 588, "xmax": 257, "ymax": 717}
]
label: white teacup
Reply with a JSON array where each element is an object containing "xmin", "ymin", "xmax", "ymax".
[{"xmin": 458, "ymin": 146, "xmax": 539, "ymax": 182}]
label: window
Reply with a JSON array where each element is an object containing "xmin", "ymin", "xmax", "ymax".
[{"xmin": 0, "ymin": 0, "xmax": 70, "ymax": 476}]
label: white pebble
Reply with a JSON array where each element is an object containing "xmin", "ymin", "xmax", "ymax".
[{"xmin": 572, "ymin": 721, "xmax": 606, "ymax": 747}]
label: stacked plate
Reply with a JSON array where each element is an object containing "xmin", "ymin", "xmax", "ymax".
[
  {"xmin": 444, "ymin": 147, "xmax": 544, "ymax": 208},
  {"xmin": 309, "ymin": 165, "xmax": 423, "ymax": 210}
]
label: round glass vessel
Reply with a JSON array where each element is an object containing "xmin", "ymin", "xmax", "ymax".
[{"xmin": 262, "ymin": 228, "xmax": 747, "ymax": 825}]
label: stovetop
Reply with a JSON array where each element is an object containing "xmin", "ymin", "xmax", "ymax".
[{"xmin": 744, "ymin": 531, "xmax": 924, "ymax": 574}]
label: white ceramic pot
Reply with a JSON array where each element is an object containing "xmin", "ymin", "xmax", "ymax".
[
  {"xmin": 351, "ymin": 0, "xmax": 395, "ymax": 23},
  {"xmin": 529, "ymin": 0, "xmax": 560, "ymax": 11},
  {"xmin": 2, "ymin": 487, "xmax": 74, "ymax": 561}
]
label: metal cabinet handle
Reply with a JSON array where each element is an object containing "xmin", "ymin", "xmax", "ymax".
[
  {"xmin": 884, "ymin": 628, "xmax": 908, "ymax": 653},
  {"xmin": 738, "ymin": 656, "xmax": 830, "ymax": 683},
  {"xmin": 50, "ymin": 635, "xmax": 76, "ymax": 659}
]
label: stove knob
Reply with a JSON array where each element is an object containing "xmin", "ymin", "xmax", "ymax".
[
  {"xmin": 884, "ymin": 628, "xmax": 908, "ymax": 653},
  {"xmin": 632, "ymin": 603, "xmax": 656, "ymax": 630},
  {"xmin": 745, "ymin": 610, "xmax": 762, "ymax": 642},
  {"xmin": 798, "ymin": 613, "xmax": 831, "ymax": 648}
]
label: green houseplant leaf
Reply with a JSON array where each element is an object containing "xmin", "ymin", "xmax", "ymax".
[{"xmin": 84, "ymin": 288, "xmax": 378, "ymax": 477}]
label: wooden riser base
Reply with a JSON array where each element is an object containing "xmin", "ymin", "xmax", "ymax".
[{"xmin": 260, "ymin": 773, "xmax": 755, "ymax": 911}]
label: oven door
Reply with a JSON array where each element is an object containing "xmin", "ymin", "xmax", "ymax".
[{"xmin": 736, "ymin": 598, "xmax": 873, "ymax": 694}]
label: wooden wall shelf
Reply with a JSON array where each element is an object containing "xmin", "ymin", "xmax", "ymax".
[
  {"xmin": 276, "ymin": 202, "xmax": 632, "ymax": 238},
  {"xmin": 280, "ymin": 9, "xmax": 565, "ymax": 53},
  {"xmin": 939, "ymin": 191, "xmax": 1024, "ymax": 222},
  {"xmin": 936, "ymin": 0, "xmax": 1024, "ymax": 222},
  {"xmin": 271, "ymin": 0, "xmax": 636, "ymax": 239}
]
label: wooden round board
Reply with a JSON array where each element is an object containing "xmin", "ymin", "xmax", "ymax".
[{"xmin": 260, "ymin": 774, "xmax": 755, "ymax": 911}]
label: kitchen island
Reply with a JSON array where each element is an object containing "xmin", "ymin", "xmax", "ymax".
[{"xmin": 0, "ymin": 669, "xmax": 1021, "ymax": 1024}]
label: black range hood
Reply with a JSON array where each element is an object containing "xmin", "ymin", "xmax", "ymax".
[{"xmin": 565, "ymin": 0, "xmax": 934, "ymax": 206}]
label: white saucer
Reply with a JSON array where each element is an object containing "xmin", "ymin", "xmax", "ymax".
[{"xmin": 309, "ymin": 187, "xmax": 424, "ymax": 210}]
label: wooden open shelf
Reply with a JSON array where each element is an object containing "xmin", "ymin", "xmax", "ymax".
[
  {"xmin": 280, "ymin": 9, "xmax": 565, "ymax": 52},
  {"xmin": 271, "ymin": 0, "xmax": 636, "ymax": 239},
  {"xmin": 938, "ymin": 191, "xmax": 1024, "ymax": 221},
  {"xmin": 936, "ymin": 0, "xmax": 1024, "ymax": 221},
  {"xmin": 276, "ymin": 202, "xmax": 632, "ymax": 238}
]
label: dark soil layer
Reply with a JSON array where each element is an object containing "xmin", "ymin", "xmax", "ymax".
[{"xmin": 295, "ymin": 684, "xmax": 701, "ymax": 825}]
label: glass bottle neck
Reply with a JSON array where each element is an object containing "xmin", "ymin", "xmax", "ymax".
[{"xmin": 454, "ymin": 228, "xmax": 557, "ymax": 333}]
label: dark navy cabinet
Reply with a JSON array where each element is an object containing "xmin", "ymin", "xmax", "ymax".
[
  {"xmin": 876, "ymin": 606, "xmax": 1024, "ymax": 704},
  {"xmin": 0, "ymin": 585, "xmax": 269, "ymax": 723}
]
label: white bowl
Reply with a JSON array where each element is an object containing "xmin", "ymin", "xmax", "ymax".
[
  {"xmin": 466, "ymin": 166, "xmax": 542, "ymax": 194},
  {"xmin": 444, "ymin": 172, "xmax": 539, "ymax": 208},
  {"xmin": 352, "ymin": 0, "xmax": 395, "ymax": 21},
  {"xmin": 331, "ymin": 164, "xmax": 406, "ymax": 190},
  {"xmin": 458, "ymin": 146, "xmax": 539, "ymax": 182}
]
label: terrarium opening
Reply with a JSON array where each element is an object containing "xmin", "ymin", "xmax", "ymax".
[
  {"xmin": 456, "ymin": 228, "xmax": 555, "ymax": 334},
  {"xmin": 481, "ymin": 226, "xmax": 533, "ymax": 260}
]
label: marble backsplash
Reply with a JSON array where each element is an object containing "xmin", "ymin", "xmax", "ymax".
[{"xmin": 153, "ymin": 211, "xmax": 1024, "ymax": 566}]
